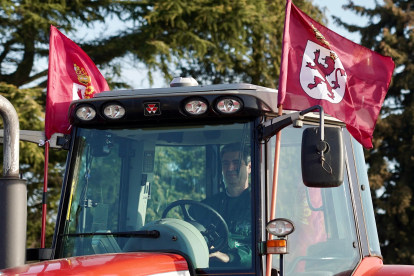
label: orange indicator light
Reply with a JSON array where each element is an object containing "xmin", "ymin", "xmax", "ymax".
[
  {"xmin": 267, "ymin": 239, "xmax": 287, "ymax": 254},
  {"xmin": 267, "ymin": 239, "xmax": 286, "ymax": 247}
]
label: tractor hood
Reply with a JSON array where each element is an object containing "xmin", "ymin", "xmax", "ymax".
[
  {"xmin": 353, "ymin": 257, "xmax": 414, "ymax": 276},
  {"xmin": 0, "ymin": 252, "xmax": 190, "ymax": 276}
]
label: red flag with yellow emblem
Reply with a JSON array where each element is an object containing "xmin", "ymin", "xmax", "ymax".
[
  {"xmin": 45, "ymin": 25, "xmax": 109, "ymax": 139},
  {"xmin": 278, "ymin": 0, "xmax": 394, "ymax": 148}
]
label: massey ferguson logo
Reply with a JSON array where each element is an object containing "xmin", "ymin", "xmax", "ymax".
[
  {"xmin": 299, "ymin": 40, "xmax": 347, "ymax": 103},
  {"xmin": 144, "ymin": 102, "xmax": 161, "ymax": 116}
]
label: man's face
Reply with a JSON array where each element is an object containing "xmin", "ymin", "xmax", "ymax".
[{"xmin": 221, "ymin": 151, "xmax": 251, "ymax": 189}]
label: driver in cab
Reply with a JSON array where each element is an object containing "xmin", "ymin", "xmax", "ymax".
[{"xmin": 191, "ymin": 142, "xmax": 252, "ymax": 267}]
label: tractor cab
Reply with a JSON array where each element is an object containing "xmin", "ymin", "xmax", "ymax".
[{"xmin": 2, "ymin": 81, "xmax": 382, "ymax": 276}]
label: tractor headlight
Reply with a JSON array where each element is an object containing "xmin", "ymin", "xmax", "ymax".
[
  {"xmin": 103, "ymin": 103, "xmax": 126, "ymax": 119},
  {"xmin": 75, "ymin": 105, "xmax": 96, "ymax": 121},
  {"xmin": 216, "ymin": 97, "xmax": 243, "ymax": 114},
  {"xmin": 184, "ymin": 98, "xmax": 208, "ymax": 115}
]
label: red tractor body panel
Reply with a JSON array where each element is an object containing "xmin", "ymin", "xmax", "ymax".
[
  {"xmin": 353, "ymin": 257, "xmax": 414, "ymax": 276},
  {"xmin": 0, "ymin": 253, "xmax": 189, "ymax": 276}
]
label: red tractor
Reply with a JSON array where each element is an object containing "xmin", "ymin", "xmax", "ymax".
[{"xmin": 0, "ymin": 78, "xmax": 412, "ymax": 276}]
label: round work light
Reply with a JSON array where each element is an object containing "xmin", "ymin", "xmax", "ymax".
[
  {"xmin": 75, "ymin": 105, "xmax": 96, "ymax": 121},
  {"xmin": 103, "ymin": 104, "xmax": 126, "ymax": 119},
  {"xmin": 266, "ymin": 218, "xmax": 295, "ymax": 237},
  {"xmin": 216, "ymin": 98, "xmax": 242, "ymax": 114},
  {"xmin": 184, "ymin": 99, "xmax": 208, "ymax": 115}
]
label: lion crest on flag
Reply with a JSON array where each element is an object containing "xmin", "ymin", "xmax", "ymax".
[{"xmin": 299, "ymin": 40, "xmax": 347, "ymax": 104}]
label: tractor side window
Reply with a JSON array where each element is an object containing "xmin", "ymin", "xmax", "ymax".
[
  {"xmin": 268, "ymin": 126, "xmax": 360, "ymax": 275},
  {"xmin": 352, "ymin": 138, "xmax": 381, "ymax": 256}
]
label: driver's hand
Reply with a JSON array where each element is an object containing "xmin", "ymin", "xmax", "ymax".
[{"xmin": 209, "ymin": 251, "xmax": 230, "ymax": 263}]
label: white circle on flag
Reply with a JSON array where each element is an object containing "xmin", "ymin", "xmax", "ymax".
[{"xmin": 299, "ymin": 40, "xmax": 347, "ymax": 104}]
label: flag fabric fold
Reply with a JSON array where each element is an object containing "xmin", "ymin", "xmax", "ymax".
[
  {"xmin": 278, "ymin": 0, "xmax": 395, "ymax": 148},
  {"xmin": 45, "ymin": 26, "xmax": 110, "ymax": 139}
]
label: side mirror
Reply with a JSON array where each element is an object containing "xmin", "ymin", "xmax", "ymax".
[{"xmin": 301, "ymin": 127, "xmax": 344, "ymax": 188}]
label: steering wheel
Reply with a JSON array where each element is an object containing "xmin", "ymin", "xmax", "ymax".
[{"xmin": 161, "ymin": 200, "xmax": 229, "ymax": 253}]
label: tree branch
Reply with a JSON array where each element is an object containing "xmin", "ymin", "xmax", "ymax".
[
  {"xmin": 8, "ymin": 37, "xmax": 36, "ymax": 86},
  {"xmin": 22, "ymin": 69, "xmax": 49, "ymax": 86},
  {"xmin": 0, "ymin": 39, "xmax": 15, "ymax": 74}
]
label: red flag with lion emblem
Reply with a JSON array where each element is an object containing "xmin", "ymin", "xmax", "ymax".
[
  {"xmin": 278, "ymin": 0, "xmax": 394, "ymax": 148},
  {"xmin": 45, "ymin": 26, "xmax": 110, "ymax": 139}
]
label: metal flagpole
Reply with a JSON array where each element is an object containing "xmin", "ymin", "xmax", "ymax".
[
  {"xmin": 266, "ymin": 105, "xmax": 283, "ymax": 276},
  {"xmin": 41, "ymin": 141, "xmax": 49, "ymax": 248}
]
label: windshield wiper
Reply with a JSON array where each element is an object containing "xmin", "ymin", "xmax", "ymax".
[{"xmin": 61, "ymin": 230, "xmax": 160, "ymax": 238}]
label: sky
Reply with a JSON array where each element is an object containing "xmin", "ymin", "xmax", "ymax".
[{"xmin": 314, "ymin": 0, "xmax": 377, "ymax": 43}]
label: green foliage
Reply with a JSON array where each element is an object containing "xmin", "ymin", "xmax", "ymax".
[
  {"xmin": 334, "ymin": 0, "xmax": 414, "ymax": 265},
  {"xmin": 0, "ymin": 0, "xmax": 116, "ymax": 87}
]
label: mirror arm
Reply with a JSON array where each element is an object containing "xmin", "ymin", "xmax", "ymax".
[
  {"xmin": 259, "ymin": 111, "xmax": 304, "ymax": 140},
  {"xmin": 259, "ymin": 105, "xmax": 324, "ymax": 141},
  {"xmin": 299, "ymin": 105, "xmax": 324, "ymax": 141},
  {"xmin": 300, "ymin": 105, "xmax": 328, "ymax": 160}
]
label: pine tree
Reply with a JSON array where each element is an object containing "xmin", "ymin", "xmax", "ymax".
[
  {"xmin": 334, "ymin": 0, "xmax": 414, "ymax": 264},
  {"xmin": 117, "ymin": 0, "xmax": 326, "ymax": 86}
]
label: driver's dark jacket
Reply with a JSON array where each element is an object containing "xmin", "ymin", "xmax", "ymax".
[{"xmin": 190, "ymin": 188, "xmax": 252, "ymax": 267}]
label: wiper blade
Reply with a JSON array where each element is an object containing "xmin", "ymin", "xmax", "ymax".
[{"xmin": 61, "ymin": 230, "xmax": 160, "ymax": 238}]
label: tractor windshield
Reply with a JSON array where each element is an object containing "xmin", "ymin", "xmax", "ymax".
[{"xmin": 60, "ymin": 120, "xmax": 255, "ymax": 272}]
